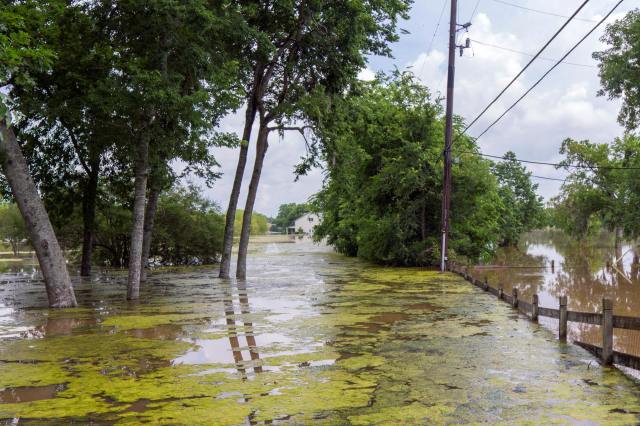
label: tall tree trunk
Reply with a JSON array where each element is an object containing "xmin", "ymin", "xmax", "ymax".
[
  {"xmin": 219, "ymin": 99, "xmax": 258, "ymax": 278},
  {"xmin": 140, "ymin": 184, "xmax": 160, "ymax": 282},
  {"xmin": 0, "ymin": 121, "xmax": 76, "ymax": 307},
  {"xmin": 236, "ymin": 125, "xmax": 269, "ymax": 279},
  {"xmin": 80, "ymin": 161, "xmax": 99, "ymax": 277},
  {"xmin": 126, "ymin": 136, "xmax": 150, "ymax": 300}
]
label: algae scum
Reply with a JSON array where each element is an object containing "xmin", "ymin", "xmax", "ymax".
[{"xmin": 1, "ymin": 238, "xmax": 640, "ymax": 424}]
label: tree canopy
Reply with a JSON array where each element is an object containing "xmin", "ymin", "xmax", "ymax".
[{"xmin": 312, "ymin": 73, "xmax": 504, "ymax": 266}]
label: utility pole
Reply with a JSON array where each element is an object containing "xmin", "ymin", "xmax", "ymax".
[{"xmin": 440, "ymin": 0, "xmax": 471, "ymax": 272}]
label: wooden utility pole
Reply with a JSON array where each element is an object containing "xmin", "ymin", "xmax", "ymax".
[
  {"xmin": 440, "ymin": 0, "xmax": 457, "ymax": 272},
  {"xmin": 440, "ymin": 0, "xmax": 470, "ymax": 272}
]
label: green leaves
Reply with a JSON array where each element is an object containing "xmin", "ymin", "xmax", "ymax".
[
  {"xmin": 594, "ymin": 9, "xmax": 640, "ymax": 131},
  {"xmin": 313, "ymin": 73, "xmax": 502, "ymax": 266},
  {"xmin": 552, "ymin": 134, "xmax": 640, "ymax": 238}
]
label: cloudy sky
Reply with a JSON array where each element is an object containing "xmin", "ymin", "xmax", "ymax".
[{"xmin": 205, "ymin": 0, "xmax": 636, "ymax": 217}]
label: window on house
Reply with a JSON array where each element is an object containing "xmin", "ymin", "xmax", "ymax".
[{"xmin": 308, "ymin": 217, "xmax": 313, "ymax": 222}]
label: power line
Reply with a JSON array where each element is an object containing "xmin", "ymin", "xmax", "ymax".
[
  {"xmin": 420, "ymin": 0, "xmax": 448, "ymax": 78},
  {"xmin": 428, "ymin": 0, "xmax": 448, "ymax": 53},
  {"xmin": 456, "ymin": 150, "xmax": 640, "ymax": 170},
  {"xmin": 461, "ymin": 0, "xmax": 591, "ymax": 135},
  {"xmin": 471, "ymin": 39, "xmax": 597, "ymax": 68},
  {"xmin": 472, "ymin": 0, "xmax": 624, "ymax": 142},
  {"xmin": 531, "ymin": 175, "xmax": 567, "ymax": 182},
  {"xmin": 491, "ymin": 0, "xmax": 598, "ymax": 23},
  {"xmin": 469, "ymin": 0, "xmax": 482, "ymax": 22}
]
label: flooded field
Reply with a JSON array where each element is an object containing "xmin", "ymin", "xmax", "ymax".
[
  {"xmin": 469, "ymin": 230, "xmax": 640, "ymax": 359},
  {"xmin": 1, "ymin": 235, "xmax": 640, "ymax": 424}
]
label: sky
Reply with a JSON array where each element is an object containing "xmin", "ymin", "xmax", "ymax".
[{"xmin": 203, "ymin": 0, "xmax": 638, "ymax": 217}]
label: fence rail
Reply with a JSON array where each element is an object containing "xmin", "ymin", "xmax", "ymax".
[{"xmin": 449, "ymin": 262, "xmax": 640, "ymax": 370}]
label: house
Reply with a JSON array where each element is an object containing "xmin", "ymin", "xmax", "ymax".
[{"xmin": 292, "ymin": 212, "xmax": 321, "ymax": 235}]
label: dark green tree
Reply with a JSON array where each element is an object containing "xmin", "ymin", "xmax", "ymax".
[
  {"xmin": 594, "ymin": 9, "xmax": 640, "ymax": 131},
  {"xmin": 313, "ymin": 73, "xmax": 502, "ymax": 265},
  {"xmin": 551, "ymin": 135, "xmax": 640, "ymax": 243},
  {"xmin": 102, "ymin": 0, "xmax": 243, "ymax": 299},
  {"xmin": 493, "ymin": 151, "xmax": 545, "ymax": 246},
  {"xmin": 0, "ymin": 0, "xmax": 76, "ymax": 307}
]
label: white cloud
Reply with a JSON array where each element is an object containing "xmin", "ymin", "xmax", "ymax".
[{"xmin": 358, "ymin": 68, "xmax": 376, "ymax": 81}]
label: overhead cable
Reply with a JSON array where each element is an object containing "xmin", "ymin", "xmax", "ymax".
[
  {"xmin": 461, "ymin": 0, "xmax": 591, "ymax": 135},
  {"xmin": 472, "ymin": 0, "xmax": 624, "ymax": 142}
]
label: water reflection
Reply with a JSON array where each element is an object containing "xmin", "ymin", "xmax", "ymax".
[
  {"xmin": 470, "ymin": 229, "xmax": 640, "ymax": 357},
  {"xmin": 174, "ymin": 278, "xmax": 264, "ymax": 376}
]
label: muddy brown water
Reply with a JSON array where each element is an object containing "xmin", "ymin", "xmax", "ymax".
[
  {"xmin": 1, "ymin": 234, "xmax": 640, "ymax": 424},
  {"xmin": 468, "ymin": 229, "xmax": 640, "ymax": 360}
]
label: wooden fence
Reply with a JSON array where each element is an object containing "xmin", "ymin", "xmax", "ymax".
[{"xmin": 448, "ymin": 262, "xmax": 640, "ymax": 370}]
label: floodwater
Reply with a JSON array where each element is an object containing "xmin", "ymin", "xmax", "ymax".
[
  {"xmin": 468, "ymin": 229, "xmax": 640, "ymax": 360},
  {"xmin": 1, "ymin": 235, "xmax": 640, "ymax": 424}
]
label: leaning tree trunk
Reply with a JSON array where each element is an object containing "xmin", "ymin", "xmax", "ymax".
[
  {"xmin": 236, "ymin": 125, "xmax": 269, "ymax": 279},
  {"xmin": 140, "ymin": 185, "xmax": 160, "ymax": 282},
  {"xmin": 0, "ymin": 121, "xmax": 77, "ymax": 307},
  {"xmin": 219, "ymin": 99, "xmax": 258, "ymax": 278},
  {"xmin": 126, "ymin": 136, "xmax": 150, "ymax": 300},
  {"xmin": 80, "ymin": 161, "xmax": 99, "ymax": 277}
]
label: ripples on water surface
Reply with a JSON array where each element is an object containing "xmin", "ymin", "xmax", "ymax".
[{"xmin": 1, "ymin": 234, "xmax": 640, "ymax": 424}]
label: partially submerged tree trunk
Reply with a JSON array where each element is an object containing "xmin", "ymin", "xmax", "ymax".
[
  {"xmin": 0, "ymin": 121, "xmax": 77, "ymax": 307},
  {"xmin": 219, "ymin": 99, "xmax": 258, "ymax": 278},
  {"xmin": 126, "ymin": 135, "xmax": 150, "ymax": 300},
  {"xmin": 80, "ymin": 160, "xmax": 99, "ymax": 277},
  {"xmin": 140, "ymin": 184, "xmax": 161, "ymax": 282},
  {"xmin": 615, "ymin": 226, "xmax": 624, "ymax": 268},
  {"xmin": 236, "ymin": 124, "xmax": 269, "ymax": 279}
]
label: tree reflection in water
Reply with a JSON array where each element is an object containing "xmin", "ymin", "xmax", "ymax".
[
  {"xmin": 221, "ymin": 278, "xmax": 262, "ymax": 377},
  {"xmin": 469, "ymin": 229, "xmax": 640, "ymax": 358}
]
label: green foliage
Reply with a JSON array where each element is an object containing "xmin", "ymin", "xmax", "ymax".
[
  {"xmin": 271, "ymin": 203, "xmax": 310, "ymax": 232},
  {"xmin": 551, "ymin": 135, "xmax": 640, "ymax": 239},
  {"xmin": 234, "ymin": 210, "xmax": 269, "ymax": 236},
  {"xmin": 493, "ymin": 152, "xmax": 545, "ymax": 246},
  {"xmin": 594, "ymin": 9, "xmax": 640, "ymax": 131},
  {"xmin": 0, "ymin": 202, "xmax": 28, "ymax": 254},
  {"xmin": 151, "ymin": 186, "xmax": 225, "ymax": 265},
  {"xmin": 313, "ymin": 73, "xmax": 502, "ymax": 266}
]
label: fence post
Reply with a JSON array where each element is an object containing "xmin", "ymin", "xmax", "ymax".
[
  {"xmin": 483, "ymin": 276, "xmax": 488, "ymax": 291},
  {"xmin": 532, "ymin": 294, "xmax": 539, "ymax": 322},
  {"xmin": 551, "ymin": 259, "xmax": 555, "ymax": 272},
  {"xmin": 559, "ymin": 296, "xmax": 567, "ymax": 342},
  {"xmin": 602, "ymin": 298, "xmax": 613, "ymax": 365},
  {"xmin": 498, "ymin": 287, "xmax": 503, "ymax": 300},
  {"xmin": 512, "ymin": 288, "xmax": 518, "ymax": 309}
]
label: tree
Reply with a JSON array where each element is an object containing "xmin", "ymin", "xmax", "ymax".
[
  {"xmin": 313, "ymin": 73, "xmax": 502, "ymax": 265},
  {"xmin": 10, "ymin": 2, "xmax": 123, "ymax": 277},
  {"xmin": 551, "ymin": 135, "xmax": 640, "ymax": 243},
  {"xmin": 0, "ymin": 1, "xmax": 76, "ymax": 307},
  {"xmin": 0, "ymin": 203, "xmax": 28, "ymax": 255},
  {"xmin": 594, "ymin": 9, "xmax": 640, "ymax": 131},
  {"xmin": 493, "ymin": 152, "xmax": 545, "ymax": 246},
  {"xmin": 234, "ymin": 209, "xmax": 268, "ymax": 236},
  {"xmin": 271, "ymin": 202, "xmax": 310, "ymax": 232},
  {"xmin": 151, "ymin": 185, "xmax": 225, "ymax": 266},
  {"xmin": 103, "ymin": 0, "xmax": 243, "ymax": 299},
  {"xmin": 223, "ymin": 0, "xmax": 412, "ymax": 279}
]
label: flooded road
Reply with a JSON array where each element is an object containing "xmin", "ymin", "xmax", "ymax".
[
  {"xmin": 469, "ymin": 230, "xmax": 640, "ymax": 360},
  {"xmin": 1, "ymin": 235, "xmax": 640, "ymax": 424}
]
